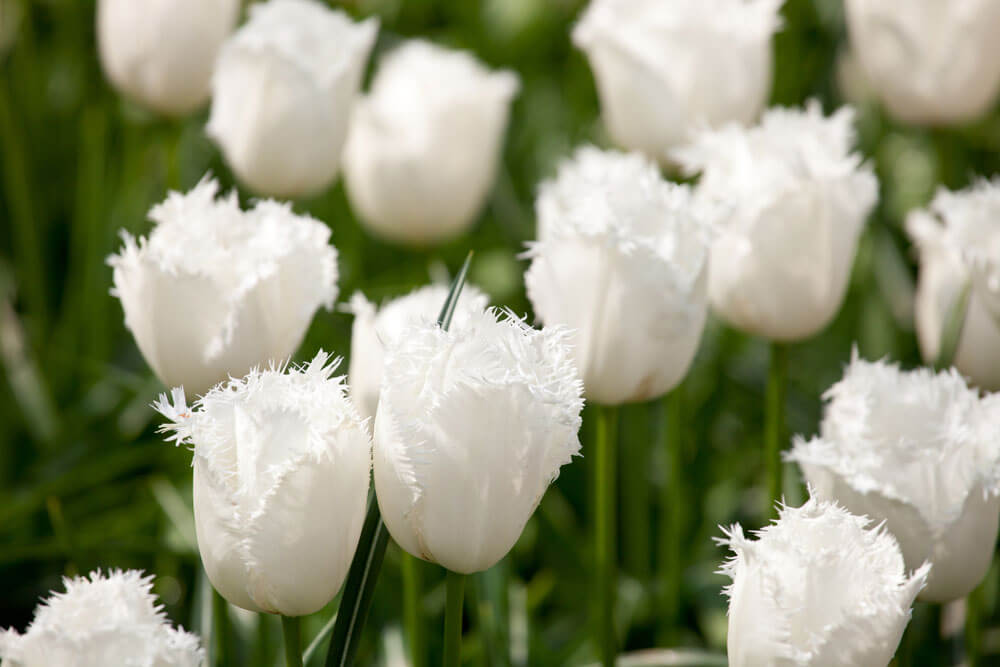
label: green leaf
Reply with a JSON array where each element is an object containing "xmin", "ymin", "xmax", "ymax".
[{"xmin": 935, "ymin": 280, "xmax": 971, "ymax": 371}]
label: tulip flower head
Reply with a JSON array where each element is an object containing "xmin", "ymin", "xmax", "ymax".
[
  {"xmin": 675, "ymin": 102, "xmax": 878, "ymax": 342},
  {"xmin": 525, "ymin": 147, "xmax": 713, "ymax": 405},
  {"xmin": 788, "ymin": 354, "xmax": 1000, "ymax": 602},
  {"xmin": 156, "ymin": 352, "xmax": 370, "ymax": 616},
  {"xmin": 0, "ymin": 569, "xmax": 204, "ymax": 667},
  {"xmin": 208, "ymin": 0, "xmax": 378, "ymax": 197},
  {"xmin": 343, "ymin": 40, "xmax": 520, "ymax": 245}
]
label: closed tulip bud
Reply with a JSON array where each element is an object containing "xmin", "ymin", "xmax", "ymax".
[
  {"xmin": 787, "ymin": 354, "xmax": 1000, "ymax": 602},
  {"xmin": 373, "ymin": 309, "xmax": 584, "ymax": 574},
  {"xmin": 524, "ymin": 147, "xmax": 713, "ymax": 405},
  {"xmin": 845, "ymin": 0, "xmax": 1000, "ymax": 126},
  {"xmin": 0, "ymin": 569, "xmax": 204, "ymax": 667},
  {"xmin": 719, "ymin": 497, "xmax": 929, "ymax": 667},
  {"xmin": 208, "ymin": 0, "xmax": 378, "ymax": 198},
  {"xmin": 343, "ymin": 40, "xmax": 520, "ymax": 245},
  {"xmin": 97, "ymin": 0, "xmax": 239, "ymax": 115},
  {"xmin": 155, "ymin": 352, "xmax": 370, "ymax": 616},
  {"xmin": 109, "ymin": 177, "xmax": 338, "ymax": 397},
  {"xmin": 675, "ymin": 102, "xmax": 878, "ymax": 342},
  {"xmin": 572, "ymin": 0, "xmax": 783, "ymax": 163}
]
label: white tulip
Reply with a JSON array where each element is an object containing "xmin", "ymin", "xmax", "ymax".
[
  {"xmin": 0, "ymin": 569, "xmax": 204, "ymax": 667},
  {"xmin": 97, "ymin": 0, "xmax": 239, "ymax": 115},
  {"xmin": 719, "ymin": 496, "xmax": 929, "ymax": 667},
  {"xmin": 155, "ymin": 352, "xmax": 370, "ymax": 616},
  {"xmin": 373, "ymin": 309, "xmax": 584, "ymax": 574},
  {"xmin": 572, "ymin": 0, "xmax": 783, "ymax": 163},
  {"xmin": 109, "ymin": 177, "xmax": 338, "ymax": 397},
  {"xmin": 675, "ymin": 102, "xmax": 878, "ymax": 342},
  {"xmin": 524, "ymin": 147, "xmax": 713, "ymax": 405},
  {"xmin": 208, "ymin": 0, "xmax": 378, "ymax": 198},
  {"xmin": 787, "ymin": 354, "xmax": 1000, "ymax": 602},
  {"xmin": 347, "ymin": 284, "xmax": 490, "ymax": 420},
  {"xmin": 845, "ymin": 0, "xmax": 1000, "ymax": 126},
  {"xmin": 343, "ymin": 40, "xmax": 520, "ymax": 245}
]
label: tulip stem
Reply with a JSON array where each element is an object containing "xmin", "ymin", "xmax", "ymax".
[
  {"xmin": 659, "ymin": 389, "xmax": 683, "ymax": 644},
  {"xmin": 212, "ymin": 591, "xmax": 231, "ymax": 667},
  {"xmin": 402, "ymin": 553, "xmax": 426, "ymax": 667},
  {"xmin": 282, "ymin": 616, "xmax": 302, "ymax": 667},
  {"xmin": 444, "ymin": 571, "xmax": 466, "ymax": 667},
  {"xmin": 765, "ymin": 343, "xmax": 788, "ymax": 516},
  {"xmin": 595, "ymin": 404, "xmax": 618, "ymax": 667}
]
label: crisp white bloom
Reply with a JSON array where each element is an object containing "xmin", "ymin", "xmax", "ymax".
[
  {"xmin": 97, "ymin": 0, "xmax": 239, "ymax": 115},
  {"xmin": 343, "ymin": 40, "xmax": 520, "ymax": 245},
  {"xmin": 675, "ymin": 103, "xmax": 878, "ymax": 341},
  {"xmin": 0, "ymin": 569, "xmax": 204, "ymax": 667},
  {"xmin": 572, "ymin": 0, "xmax": 783, "ymax": 163},
  {"xmin": 109, "ymin": 177, "xmax": 338, "ymax": 397},
  {"xmin": 208, "ymin": 0, "xmax": 378, "ymax": 198},
  {"xmin": 156, "ymin": 352, "xmax": 370, "ymax": 616},
  {"xmin": 719, "ymin": 497, "xmax": 929, "ymax": 667},
  {"xmin": 348, "ymin": 284, "xmax": 489, "ymax": 420},
  {"xmin": 787, "ymin": 354, "xmax": 1000, "ymax": 602},
  {"xmin": 845, "ymin": 0, "xmax": 1000, "ymax": 125},
  {"xmin": 373, "ymin": 309, "xmax": 584, "ymax": 574},
  {"xmin": 524, "ymin": 147, "xmax": 713, "ymax": 405}
]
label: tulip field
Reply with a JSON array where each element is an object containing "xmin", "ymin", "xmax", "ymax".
[{"xmin": 7, "ymin": 0, "xmax": 1000, "ymax": 665}]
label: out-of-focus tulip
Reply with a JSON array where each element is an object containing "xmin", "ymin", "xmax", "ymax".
[
  {"xmin": 156, "ymin": 352, "xmax": 370, "ymax": 616},
  {"xmin": 109, "ymin": 177, "xmax": 338, "ymax": 397},
  {"xmin": 97, "ymin": 0, "xmax": 239, "ymax": 115},
  {"xmin": 524, "ymin": 147, "xmax": 713, "ymax": 405},
  {"xmin": 572, "ymin": 0, "xmax": 783, "ymax": 164},
  {"xmin": 373, "ymin": 309, "xmax": 583, "ymax": 574},
  {"xmin": 845, "ymin": 0, "xmax": 1000, "ymax": 126},
  {"xmin": 208, "ymin": 0, "xmax": 378, "ymax": 198},
  {"xmin": 675, "ymin": 102, "xmax": 878, "ymax": 342},
  {"xmin": 0, "ymin": 569, "xmax": 204, "ymax": 667},
  {"xmin": 343, "ymin": 40, "xmax": 520, "ymax": 245},
  {"xmin": 719, "ymin": 496, "xmax": 929, "ymax": 667},
  {"xmin": 787, "ymin": 354, "xmax": 1000, "ymax": 602},
  {"xmin": 347, "ymin": 284, "xmax": 489, "ymax": 420}
]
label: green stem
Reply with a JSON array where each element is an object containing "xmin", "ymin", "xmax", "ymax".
[
  {"xmin": 402, "ymin": 553, "xmax": 426, "ymax": 667},
  {"xmin": 621, "ymin": 404, "xmax": 649, "ymax": 580},
  {"xmin": 444, "ymin": 571, "xmax": 466, "ymax": 667},
  {"xmin": 965, "ymin": 590, "xmax": 981, "ymax": 667},
  {"xmin": 283, "ymin": 615, "xmax": 303, "ymax": 667},
  {"xmin": 595, "ymin": 405, "xmax": 618, "ymax": 667},
  {"xmin": 213, "ymin": 591, "xmax": 231, "ymax": 667},
  {"xmin": 764, "ymin": 344, "xmax": 788, "ymax": 517},
  {"xmin": 658, "ymin": 390, "xmax": 683, "ymax": 644}
]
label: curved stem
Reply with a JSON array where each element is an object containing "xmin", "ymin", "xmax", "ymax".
[
  {"xmin": 444, "ymin": 571, "xmax": 466, "ymax": 667},
  {"xmin": 764, "ymin": 343, "xmax": 787, "ymax": 517},
  {"xmin": 595, "ymin": 405, "xmax": 618, "ymax": 667},
  {"xmin": 282, "ymin": 615, "xmax": 302, "ymax": 667}
]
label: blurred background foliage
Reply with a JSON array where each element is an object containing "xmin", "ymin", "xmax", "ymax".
[{"xmin": 2, "ymin": 0, "xmax": 1000, "ymax": 664}]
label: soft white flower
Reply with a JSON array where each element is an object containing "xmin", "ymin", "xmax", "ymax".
[
  {"xmin": 108, "ymin": 177, "xmax": 338, "ymax": 397},
  {"xmin": 572, "ymin": 0, "xmax": 783, "ymax": 163},
  {"xmin": 719, "ymin": 497, "xmax": 929, "ymax": 667},
  {"xmin": 155, "ymin": 352, "xmax": 370, "ymax": 616},
  {"xmin": 208, "ymin": 0, "xmax": 378, "ymax": 198},
  {"xmin": 845, "ymin": 0, "xmax": 1000, "ymax": 125},
  {"xmin": 675, "ymin": 103, "xmax": 878, "ymax": 341},
  {"xmin": 347, "ymin": 284, "xmax": 490, "ymax": 420},
  {"xmin": 343, "ymin": 40, "xmax": 520, "ymax": 245},
  {"xmin": 373, "ymin": 309, "xmax": 583, "ymax": 574},
  {"xmin": 787, "ymin": 354, "xmax": 1000, "ymax": 602},
  {"xmin": 524, "ymin": 147, "xmax": 713, "ymax": 405},
  {"xmin": 0, "ymin": 569, "xmax": 204, "ymax": 667},
  {"xmin": 97, "ymin": 0, "xmax": 239, "ymax": 115}
]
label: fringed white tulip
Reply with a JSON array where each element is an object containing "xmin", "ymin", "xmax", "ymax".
[
  {"xmin": 0, "ymin": 569, "xmax": 204, "ymax": 667},
  {"xmin": 208, "ymin": 0, "xmax": 378, "ymax": 198},
  {"xmin": 572, "ymin": 0, "xmax": 783, "ymax": 163},
  {"xmin": 343, "ymin": 40, "xmax": 520, "ymax": 245},
  {"xmin": 787, "ymin": 354, "xmax": 1000, "ymax": 602},
  {"xmin": 675, "ymin": 103, "xmax": 878, "ymax": 342},
  {"xmin": 156, "ymin": 352, "xmax": 370, "ymax": 616},
  {"xmin": 97, "ymin": 0, "xmax": 239, "ymax": 115},
  {"xmin": 109, "ymin": 177, "xmax": 338, "ymax": 397}
]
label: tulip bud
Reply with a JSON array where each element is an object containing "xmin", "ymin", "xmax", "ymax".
[
  {"xmin": 97, "ymin": 0, "xmax": 239, "ymax": 115},
  {"xmin": 524, "ymin": 147, "xmax": 713, "ymax": 405},
  {"xmin": 719, "ymin": 496, "xmax": 929, "ymax": 667},
  {"xmin": 572, "ymin": 0, "xmax": 783, "ymax": 163},
  {"xmin": 373, "ymin": 309, "xmax": 584, "ymax": 574},
  {"xmin": 845, "ymin": 0, "xmax": 1000, "ymax": 126},
  {"xmin": 109, "ymin": 176, "xmax": 339, "ymax": 397},
  {"xmin": 208, "ymin": 0, "xmax": 378, "ymax": 198},
  {"xmin": 0, "ymin": 569, "xmax": 204, "ymax": 667},
  {"xmin": 343, "ymin": 40, "xmax": 520, "ymax": 245},
  {"xmin": 675, "ymin": 102, "xmax": 878, "ymax": 342},
  {"xmin": 787, "ymin": 353, "xmax": 1000, "ymax": 602},
  {"xmin": 156, "ymin": 352, "xmax": 370, "ymax": 616}
]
